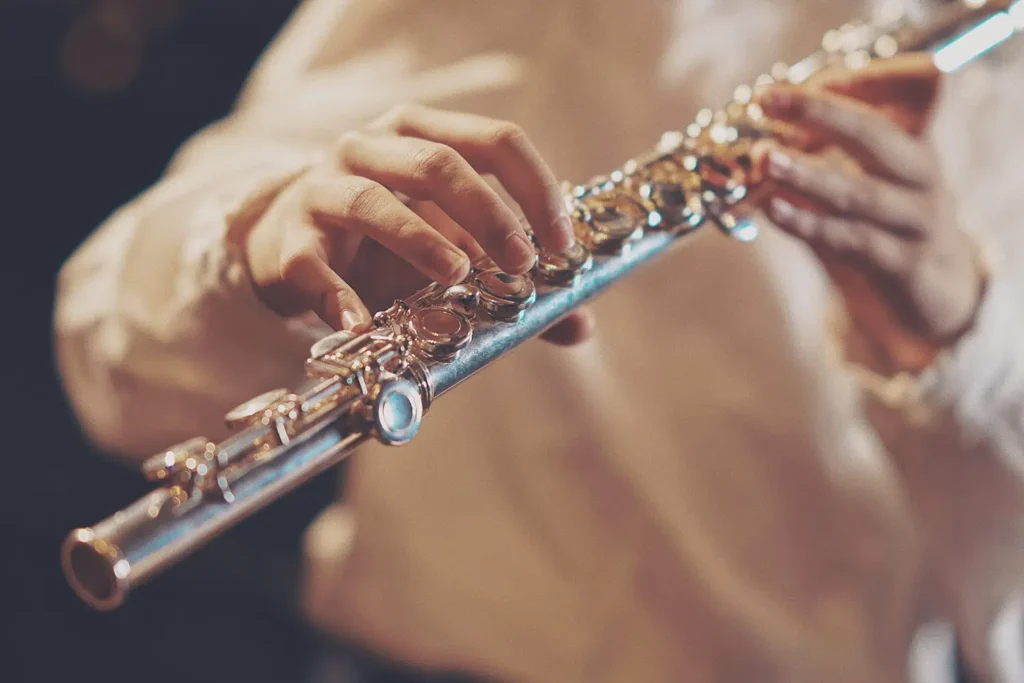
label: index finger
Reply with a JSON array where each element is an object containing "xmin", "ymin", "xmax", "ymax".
[
  {"xmin": 755, "ymin": 85, "xmax": 935, "ymax": 187},
  {"xmin": 376, "ymin": 105, "xmax": 575, "ymax": 252}
]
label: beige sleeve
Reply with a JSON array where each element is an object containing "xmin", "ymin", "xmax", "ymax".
[
  {"xmin": 53, "ymin": 152, "xmax": 329, "ymax": 462},
  {"xmin": 838, "ymin": 260, "xmax": 1024, "ymax": 679},
  {"xmin": 52, "ymin": 1, "xmax": 355, "ymax": 463}
]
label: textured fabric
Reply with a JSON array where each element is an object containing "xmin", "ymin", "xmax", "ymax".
[{"xmin": 54, "ymin": 1, "xmax": 1024, "ymax": 681}]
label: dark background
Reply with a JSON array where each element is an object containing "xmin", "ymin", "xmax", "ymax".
[
  {"xmin": 0, "ymin": 2, "xmax": 351, "ymax": 681},
  {"xmin": 1, "ymin": 0, "xmax": 301, "ymax": 521}
]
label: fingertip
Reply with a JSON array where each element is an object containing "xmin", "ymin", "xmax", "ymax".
[
  {"xmin": 544, "ymin": 214, "xmax": 577, "ymax": 253},
  {"xmin": 540, "ymin": 309, "xmax": 595, "ymax": 347},
  {"xmin": 437, "ymin": 254, "xmax": 472, "ymax": 286},
  {"xmin": 322, "ymin": 291, "xmax": 371, "ymax": 332},
  {"xmin": 340, "ymin": 310, "xmax": 365, "ymax": 332},
  {"xmin": 499, "ymin": 232, "xmax": 539, "ymax": 275}
]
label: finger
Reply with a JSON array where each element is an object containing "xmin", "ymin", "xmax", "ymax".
[
  {"xmin": 336, "ymin": 131, "xmax": 537, "ymax": 274},
  {"xmin": 374, "ymin": 104, "xmax": 575, "ymax": 252},
  {"xmin": 754, "ymin": 85, "xmax": 935, "ymax": 187},
  {"xmin": 760, "ymin": 143, "xmax": 928, "ymax": 236},
  {"xmin": 277, "ymin": 228, "xmax": 372, "ymax": 331},
  {"xmin": 815, "ymin": 53, "xmax": 940, "ymax": 117},
  {"xmin": 406, "ymin": 198, "xmax": 488, "ymax": 264},
  {"xmin": 302, "ymin": 171, "xmax": 472, "ymax": 286},
  {"xmin": 813, "ymin": 53, "xmax": 941, "ymax": 137},
  {"xmin": 762, "ymin": 118, "xmax": 820, "ymax": 151},
  {"xmin": 539, "ymin": 309, "xmax": 596, "ymax": 346},
  {"xmin": 767, "ymin": 195, "xmax": 908, "ymax": 273}
]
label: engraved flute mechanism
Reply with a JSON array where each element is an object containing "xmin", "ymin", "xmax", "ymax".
[{"xmin": 63, "ymin": 0, "xmax": 1022, "ymax": 610}]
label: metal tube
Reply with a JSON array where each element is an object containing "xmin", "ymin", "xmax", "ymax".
[
  {"xmin": 427, "ymin": 229, "xmax": 681, "ymax": 397},
  {"xmin": 62, "ymin": 414, "xmax": 366, "ymax": 610}
]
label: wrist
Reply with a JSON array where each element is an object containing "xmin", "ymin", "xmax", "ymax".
[
  {"xmin": 892, "ymin": 229, "xmax": 991, "ymax": 373},
  {"xmin": 837, "ymin": 227, "xmax": 993, "ymax": 378}
]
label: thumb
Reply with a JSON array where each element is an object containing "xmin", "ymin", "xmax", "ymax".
[{"xmin": 539, "ymin": 309, "xmax": 596, "ymax": 346}]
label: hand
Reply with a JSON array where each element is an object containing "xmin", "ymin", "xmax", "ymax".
[
  {"xmin": 754, "ymin": 54, "xmax": 985, "ymax": 372},
  {"xmin": 243, "ymin": 104, "xmax": 593, "ymax": 346}
]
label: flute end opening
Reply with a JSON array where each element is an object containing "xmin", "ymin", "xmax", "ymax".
[{"xmin": 62, "ymin": 528, "xmax": 129, "ymax": 611}]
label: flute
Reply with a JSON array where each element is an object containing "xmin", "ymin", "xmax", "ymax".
[{"xmin": 63, "ymin": 0, "xmax": 1023, "ymax": 611}]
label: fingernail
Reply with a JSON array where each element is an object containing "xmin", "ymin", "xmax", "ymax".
[
  {"xmin": 551, "ymin": 214, "xmax": 576, "ymax": 252},
  {"xmin": 341, "ymin": 310, "xmax": 363, "ymax": 332},
  {"xmin": 769, "ymin": 197, "xmax": 795, "ymax": 220},
  {"xmin": 508, "ymin": 232, "xmax": 538, "ymax": 273},
  {"xmin": 768, "ymin": 150, "xmax": 794, "ymax": 179}
]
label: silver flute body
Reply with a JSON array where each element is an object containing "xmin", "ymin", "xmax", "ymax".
[{"xmin": 63, "ymin": 0, "xmax": 1023, "ymax": 610}]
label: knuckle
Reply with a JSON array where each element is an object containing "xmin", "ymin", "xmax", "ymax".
[
  {"xmin": 486, "ymin": 121, "xmax": 528, "ymax": 152},
  {"xmin": 821, "ymin": 217, "xmax": 856, "ymax": 252},
  {"xmin": 845, "ymin": 115, "xmax": 873, "ymax": 143},
  {"xmin": 839, "ymin": 178, "xmax": 875, "ymax": 215},
  {"xmin": 378, "ymin": 102, "xmax": 424, "ymax": 132},
  {"xmin": 805, "ymin": 97, "xmax": 834, "ymax": 124},
  {"xmin": 795, "ymin": 209, "xmax": 822, "ymax": 237},
  {"xmin": 872, "ymin": 238, "xmax": 909, "ymax": 274},
  {"xmin": 278, "ymin": 244, "xmax": 320, "ymax": 282},
  {"xmin": 483, "ymin": 201, "xmax": 522, "ymax": 239},
  {"xmin": 337, "ymin": 177, "xmax": 387, "ymax": 219},
  {"xmin": 390, "ymin": 216, "xmax": 422, "ymax": 245},
  {"xmin": 390, "ymin": 102, "xmax": 423, "ymax": 121},
  {"xmin": 410, "ymin": 143, "xmax": 462, "ymax": 185},
  {"xmin": 496, "ymin": 219, "xmax": 524, "ymax": 244},
  {"xmin": 333, "ymin": 130, "xmax": 365, "ymax": 159},
  {"xmin": 791, "ymin": 160, "xmax": 818, "ymax": 190}
]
